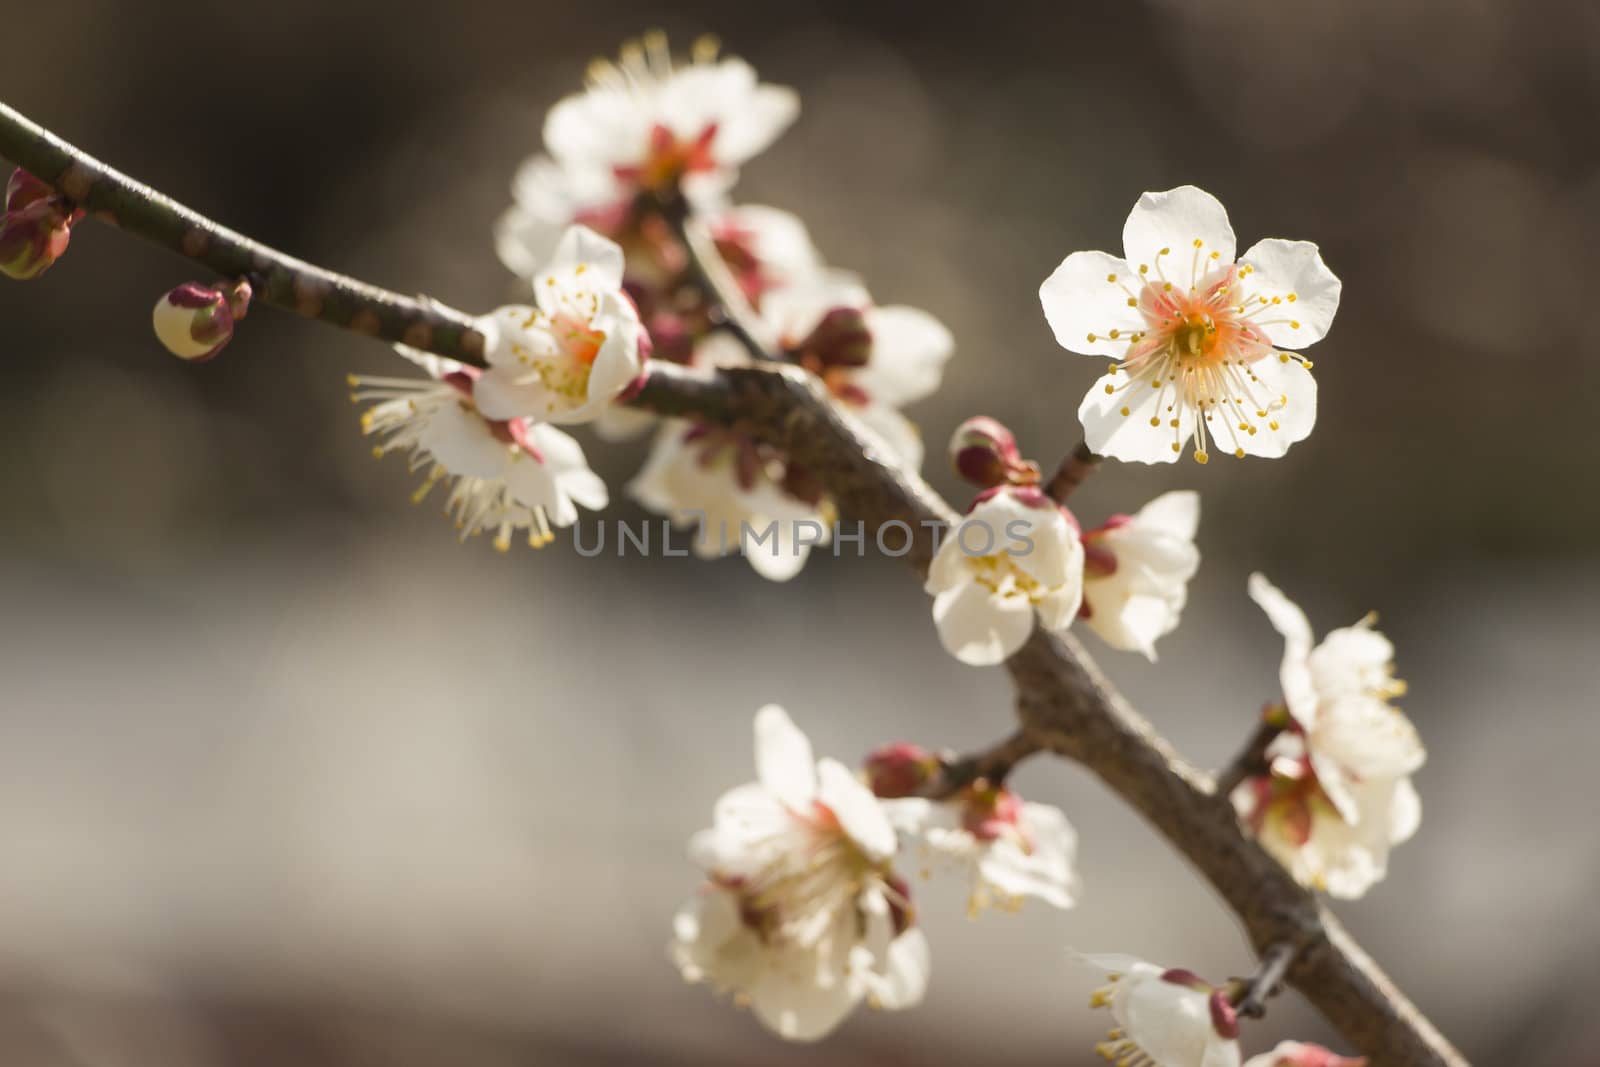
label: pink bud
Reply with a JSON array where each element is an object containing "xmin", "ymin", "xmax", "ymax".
[
  {"xmin": 863, "ymin": 742, "xmax": 939, "ymax": 798},
  {"xmin": 1207, "ymin": 990, "xmax": 1240, "ymax": 1039},
  {"xmin": 959, "ymin": 784, "xmax": 1026, "ymax": 842},
  {"xmin": 1258, "ymin": 1042, "xmax": 1368, "ymax": 1067},
  {"xmin": 5, "ymin": 169, "xmax": 57, "ymax": 213},
  {"xmin": 0, "ymin": 199, "xmax": 75, "ymax": 280},
  {"xmin": 948, "ymin": 415, "xmax": 1040, "ymax": 488},
  {"xmin": 152, "ymin": 282, "xmax": 239, "ymax": 361}
]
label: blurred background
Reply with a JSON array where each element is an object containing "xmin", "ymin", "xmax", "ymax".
[{"xmin": 2, "ymin": 0, "xmax": 1598, "ymax": 1062}]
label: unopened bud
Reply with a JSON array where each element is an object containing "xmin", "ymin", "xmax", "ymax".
[
  {"xmin": 788, "ymin": 306, "xmax": 872, "ymax": 370},
  {"xmin": 949, "ymin": 416, "xmax": 1039, "ymax": 488},
  {"xmin": 153, "ymin": 281, "xmax": 247, "ymax": 361},
  {"xmin": 863, "ymin": 742, "xmax": 939, "ymax": 798},
  {"xmin": 5, "ymin": 169, "xmax": 57, "ymax": 213},
  {"xmin": 1253, "ymin": 1042, "xmax": 1367, "ymax": 1067},
  {"xmin": 0, "ymin": 199, "xmax": 74, "ymax": 280}
]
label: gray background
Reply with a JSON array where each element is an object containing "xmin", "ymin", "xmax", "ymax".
[{"xmin": 2, "ymin": 0, "xmax": 1597, "ymax": 1062}]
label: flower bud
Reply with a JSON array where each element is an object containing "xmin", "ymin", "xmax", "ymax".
[
  {"xmin": 948, "ymin": 415, "xmax": 1040, "ymax": 488},
  {"xmin": 0, "ymin": 199, "xmax": 74, "ymax": 280},
  {"xmin": 152, "ymin": 282, "xmax": 239, "ymax": 361},
  {"xmin": 1247, "ymin": 1041, "xmax": 1367, "ymax": 1067},
  {"xmin": 863, "ymin": 742, "xmax": 940, "ymax": 798},
  {"xmin": 787, "ymin": 306, "xmax": 872, "ymax": 370},
  {"xmin": 5, "ymin": 169, "xmax": 57, "ymax": 213}
]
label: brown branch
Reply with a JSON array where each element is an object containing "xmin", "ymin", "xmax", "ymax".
[
  {"xmin": 1233, "ymin": 940, "xmax": 1299, "ymax": 1018},
  {"xmin": 0, "ymin": 102, "xmax": 486, "ymax": 362},
  {"xmin": 925, "ymin": 730, "xmax": 1042, "ymax": 799},
  {"xmin": 1044, "ymin": 439, "xmax": 1101, "ymax": 504},
  {"xmin": 1, "ymin": 102, "xmax": 1465, "ymax": 1067},
  {"xmin": 1215, "ymin": 718, "xmax": 1282, "ymax": 800}
]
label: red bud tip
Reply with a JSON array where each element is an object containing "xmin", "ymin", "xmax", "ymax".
[
  {"xmin": 0, "ymin": 199, "xmax": 75, "ymax": 280},
  {"xmin": 5, "ymin": 169, "xmax": 57, "ymax": 213},
  {"xmin": 787, "ymin": 306, "xmax": 872, "ymax": 369},
  {"xmin": 153, "ymin": 282, "xmax": 237, "ymax": 361},
  {"xmin": 948, "ymin": 416, "xmax": 1040, "ymax": 488},
  {"xmin": 863, "ymin": 742, "xmax": 939, "ymax": 798}
]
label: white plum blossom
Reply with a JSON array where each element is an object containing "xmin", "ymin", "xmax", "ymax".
[
  {"xmin": 350, "ymin": 349, "xmax": 607, "ymax": 550},
  {"xmin": 495, "ymin": 33, "xmax": 798, "ymax": 275},
  {"xmin": 1081, "ymin": 490, "xmax": 1201, "ymax": 659},
  {"xmin": 760, "ymin": 272, "xmax": 954, "ymax": 468},
  {"xmin": 628, "ymin": 420, "xmax": 831, "ymax": 583},
  {"xmin": 884, "ymin": 784, "xmax": 1080, "ymax": 916},
  {"xmin": 1039, "ymin": 186, "xmax": 1340, "ymax": 465},
  {"xmin": 1232, "ymin": 574, "xmax": 1425, "ymax": 899},
  {"xmin": 672, "ymin": 705, "xmax": 929, "ymax": 1041},
  {"xmin": 1243, "ymin": 1041, "xmax": 1367, "ymax": 1067},
  {"xmin": 1082, "ymin": 955, "xmax": 1242, "ymax": 1067},
  {"xmin": 474, "ymin": 225, "xmax": 649, "ymax": 426},
  {"xmin": 926, "ymin": 487, "xmax": 1085, "ymax": 666}
]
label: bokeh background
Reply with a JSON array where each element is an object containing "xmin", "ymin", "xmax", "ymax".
[{"xmin": 3, "ymin": 0, "xmax": 1598, "ymax": 1062}]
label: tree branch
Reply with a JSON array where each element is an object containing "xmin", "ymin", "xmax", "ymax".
[
  {"xmin": 926, "ymin": 730, "xmax": 1042, "ymax": 799},
  {"xmin": 0, "ymin": 102, "xmax": 486, "ymax": 362},
  {"xmin": 1044, "ymin": 440, "xmax": 1101, "ymax": 505},
  {"xmin": 1, "ymin": 102, "xmax": 1465, "ymax": 1067}
]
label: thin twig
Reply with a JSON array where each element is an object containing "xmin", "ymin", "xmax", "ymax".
[
  {"xmin": 1215, "ymin": 718, "xmax": 1282, "ymax": 799},
  {"xmin": 1044, "ymin": 440, "xmax": 1101, "ymax": 505},
  {"xmin": 647, "ymin": 190, "xmax": 777, "ymax": 359},
  {"xmin": 925, "ymin": 730, "xmax": 1042, "ymax": 799},
  {"xmin": 0, "ymin": 102, "xmax": 486, "ymax": 362},
  {"xmin": 0, "ymin": 101, "xmax": 1466, "ymax": 1067}
]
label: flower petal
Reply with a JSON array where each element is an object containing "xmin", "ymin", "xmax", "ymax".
[
  {"xmin": 1247, "ymin": 573, "xmax": 1320, "ymax": 726},
  {"xmin": 1122, "ymin": 186, "xmax": 1237, "ymax": 286},
  {"xmin": 816, "ymin": 758, "xmax": 897, "ymax": 862},
  {"xmin": 417, "ymin": 400, "xmax": 507, "ymax": 478},
  {"xmin": 1078, "ymin": 370, "xmax": 1194, "ymax": 464},
  {"xmin": 539, "ymin": 224, "xmax": 626, "ymax": 292},
  {"xmin": 1238, "ymin": 354, "xmax": 1317, "ymax": 458},
  {"xmin": 932, "ymin": 578, "xmax": 1037, "ymax": 666},
  {"xmin": 854, "ymin": 306, "xmax": 954, "ymax": 408},
  {"xmin": 1039, "ymin": 250, "xmax": 1143, "ymax": 358},
  {"xmin": 754, "ymin": 704, "xmax": 817, "ymax": 809},
  {"xmin": 1240, "ymin": 238, "xmax": 1341, "ymax": 348},
  {"xmin": 1136, "ymin": 489, "xmax": 1200, "ymax": 541}
]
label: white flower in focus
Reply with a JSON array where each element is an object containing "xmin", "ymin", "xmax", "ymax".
[
  {"xmin": 1039, "ymin": 186, "xmax": 1340, "ymax": 464},
  {"xmin": 672, "ymin": 705, "xmax": 929, "ymax": 1041},
  {"xmin": 474, "ymin": 225, "xmax": 649, "ymax": 426},
  {"xmin": 926, "ymin": 488, "xmax": 1084, "ymax": 666},
  {"xmin": 1081, "ymin": 955, "xmax": 1242, "ymax": 1067},
  {"xmin": 1081, "ymin": 490, "xmax": 1201, "ymax": 660},
  {"xmin": 1243, "ymin": 1041, "xmax": 1367, "ymax": 1067},
  {"xmin": 351, "ymin": 350, "xmax": 607, "ymax": 549},
  {"xmin": 550, "ymin": 33, "xmax": 797, "ymax": 204},
  {"xmin": 884, "ymin": 785, "xmax": 1080, "ymax": 916},
  {"xmin": 1232, "ymin": 575, "xmax": 1425, "ymax": 899},
  {"xmin": 628, "ymin": 420, "xmax": 831, "ymax": 582},
  {"xmin": 763, "ymin": 273, "xmax": 954, "ymax": 468}
]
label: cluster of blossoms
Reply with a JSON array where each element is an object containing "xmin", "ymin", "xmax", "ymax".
[
  {"xmin": 929, "ymin": 416, "xmax": 1201, "ymax": 666},
  {"xmin": 0, "ymin": 27, "xmax": 1419, "ymax": 1064}
]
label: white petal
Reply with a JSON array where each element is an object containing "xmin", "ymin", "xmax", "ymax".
[
  {"xmin": 540, "ymin": 225, "xmax": 626, "ymax": 292},
  {"xmin": 862, "ymin": 927, "xmax": 931, "ymax": 1011},
  {"xmin": 1240, "ymin": 238, "xmax": 1341, "ymax": 347},
  {"xmin": 1389, "ymin": 776, "xmax": 1422, "ymax": 845},
  {"xmin": 932, "ymin": 579, "xmax": 1037, "ymax": 666},
  {"xmin": 1039, "ymin": 250, "xmax": 1143, "ymax": 358},
  {"xmin": 500, "ymin": 454, "xmax": 567, "ymax": 523},
  {"xmin": 1035, "ymin": 585, "xmax": 1085, "ymax": 634},
  {"xmin": 473, "ymin": 368, "xmax": 554, "ymax": 422},
  {"xmin": 747, "ymin": 956, "xmax": 860, "ymax": 1042},
  {"xmin": 391, "ymin": 344, "xmax": 466, "ymax": 381},
  {"xmin": 753, "ymin": 704, "xmax": 817, "ymax": 810},
  {"xmin": 975, "ymin": 803, "xmax": 1081, "ymax": 909},
  {"xmin": 1247, "ymin": 573, "xmax": 1320, "ymax": 726},
  {"xmin": 715, "ymin": 83, "xmax": 801, "ymax": 164},
  {"xmin": 1136, "ymin": 489, "xmax": 1200, "ymax": 541},
  {"xmin": 592, "ymin": 404, "xmax": 657, "ymax": 442},
  {"xmin": 717, "ymin": 204, "xmax": 820, "ymax": 284},
  {"xmin": 1237, "ymin": 355, "xmax": 1317, "ymax": 458},
  {"xmin": 878, "ymin": 797, "xmax": 937, "ymax": 837},
  {"xmin": 1122, "ymin": 186, "xmax": 1237, "ymax": 285},
  {"xmin": 924, "ymin": 537, "xmax": 974, "ymax": 596},
  {"xmin": 816, "ymin": 758, "xmax": 897, "ymax": 863},
  {"xmin": 417, "ymin": 401, "xmax": 508, "ymax": 478},
  {"xmin": 855, "ymin": 306, "xmax": 954, "ymax": 408},
  {"xmin": 1078, "ymin": 370, "xmax": 1192, "ymax": 464}
]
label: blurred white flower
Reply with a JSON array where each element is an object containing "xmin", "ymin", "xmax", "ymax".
[
  {"xmin": 351, "ymin": 350, "xmax": 607, "ymax": 550},
  {"xmin": 1081, "ymin": 490, "xmax": 1201, "ymax": 659},
  {"xmin": 673, "ymin": 705, "xmax": 929, "ymax": 1041},
  {"xmin": 763, "ymin": 272, "xmax": 954, "ymax": 469},
  {"xmin": 1233, "ymin": 575, "xmax": 1425, "ymax": 899},
  {"xmin": 926, "ymin": 488, "xmax": 1084, "ymax": 666},
  {"xmin": 1039, "ymin": 186, "xmax": 1339, "ymax": 465},
  {"xmin": 474, "ymin": 225, "xmax": 649, "ymax": 425},
  {"xmin": 1243, "ymin": 1041, "xmax": 1367, "ymax": 1067},
  {"xmin": 628, "ymin": 420, "xmax": 831, "ymax": 583},
  {"xmin": 884, "ymin": 785, "xmax": 1080, "ymax": 916},
  {"xmin": 1081, "ymin": 954, "xmax": 1242, "ymax": 1067}
]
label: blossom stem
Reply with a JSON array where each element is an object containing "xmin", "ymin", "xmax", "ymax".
[
  {"xmin": 0, "ymin": 101, "xmax": 486, "ymax": 362},
  {"xmin": 1043, "ymin": 440, "xmax": 1101, "ymax": 505},
  {"xmin": 926, "ymin": 729, "xmax": 1041, "ymax": 799},
  {"xmin": 646, "ymin": 188, "xmax": 779, "ymax": 361},
  {"xmin": 0, "ymin": 101, "xmax": 1466, "ymax": 1067},
  {"xmin": 1233, "ymin": 941, "xmax": 1299, "ymax": 1018},
  {"xmin": 1215, "ymin": 719, "xmax": 1281, "ymax": 799}
]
